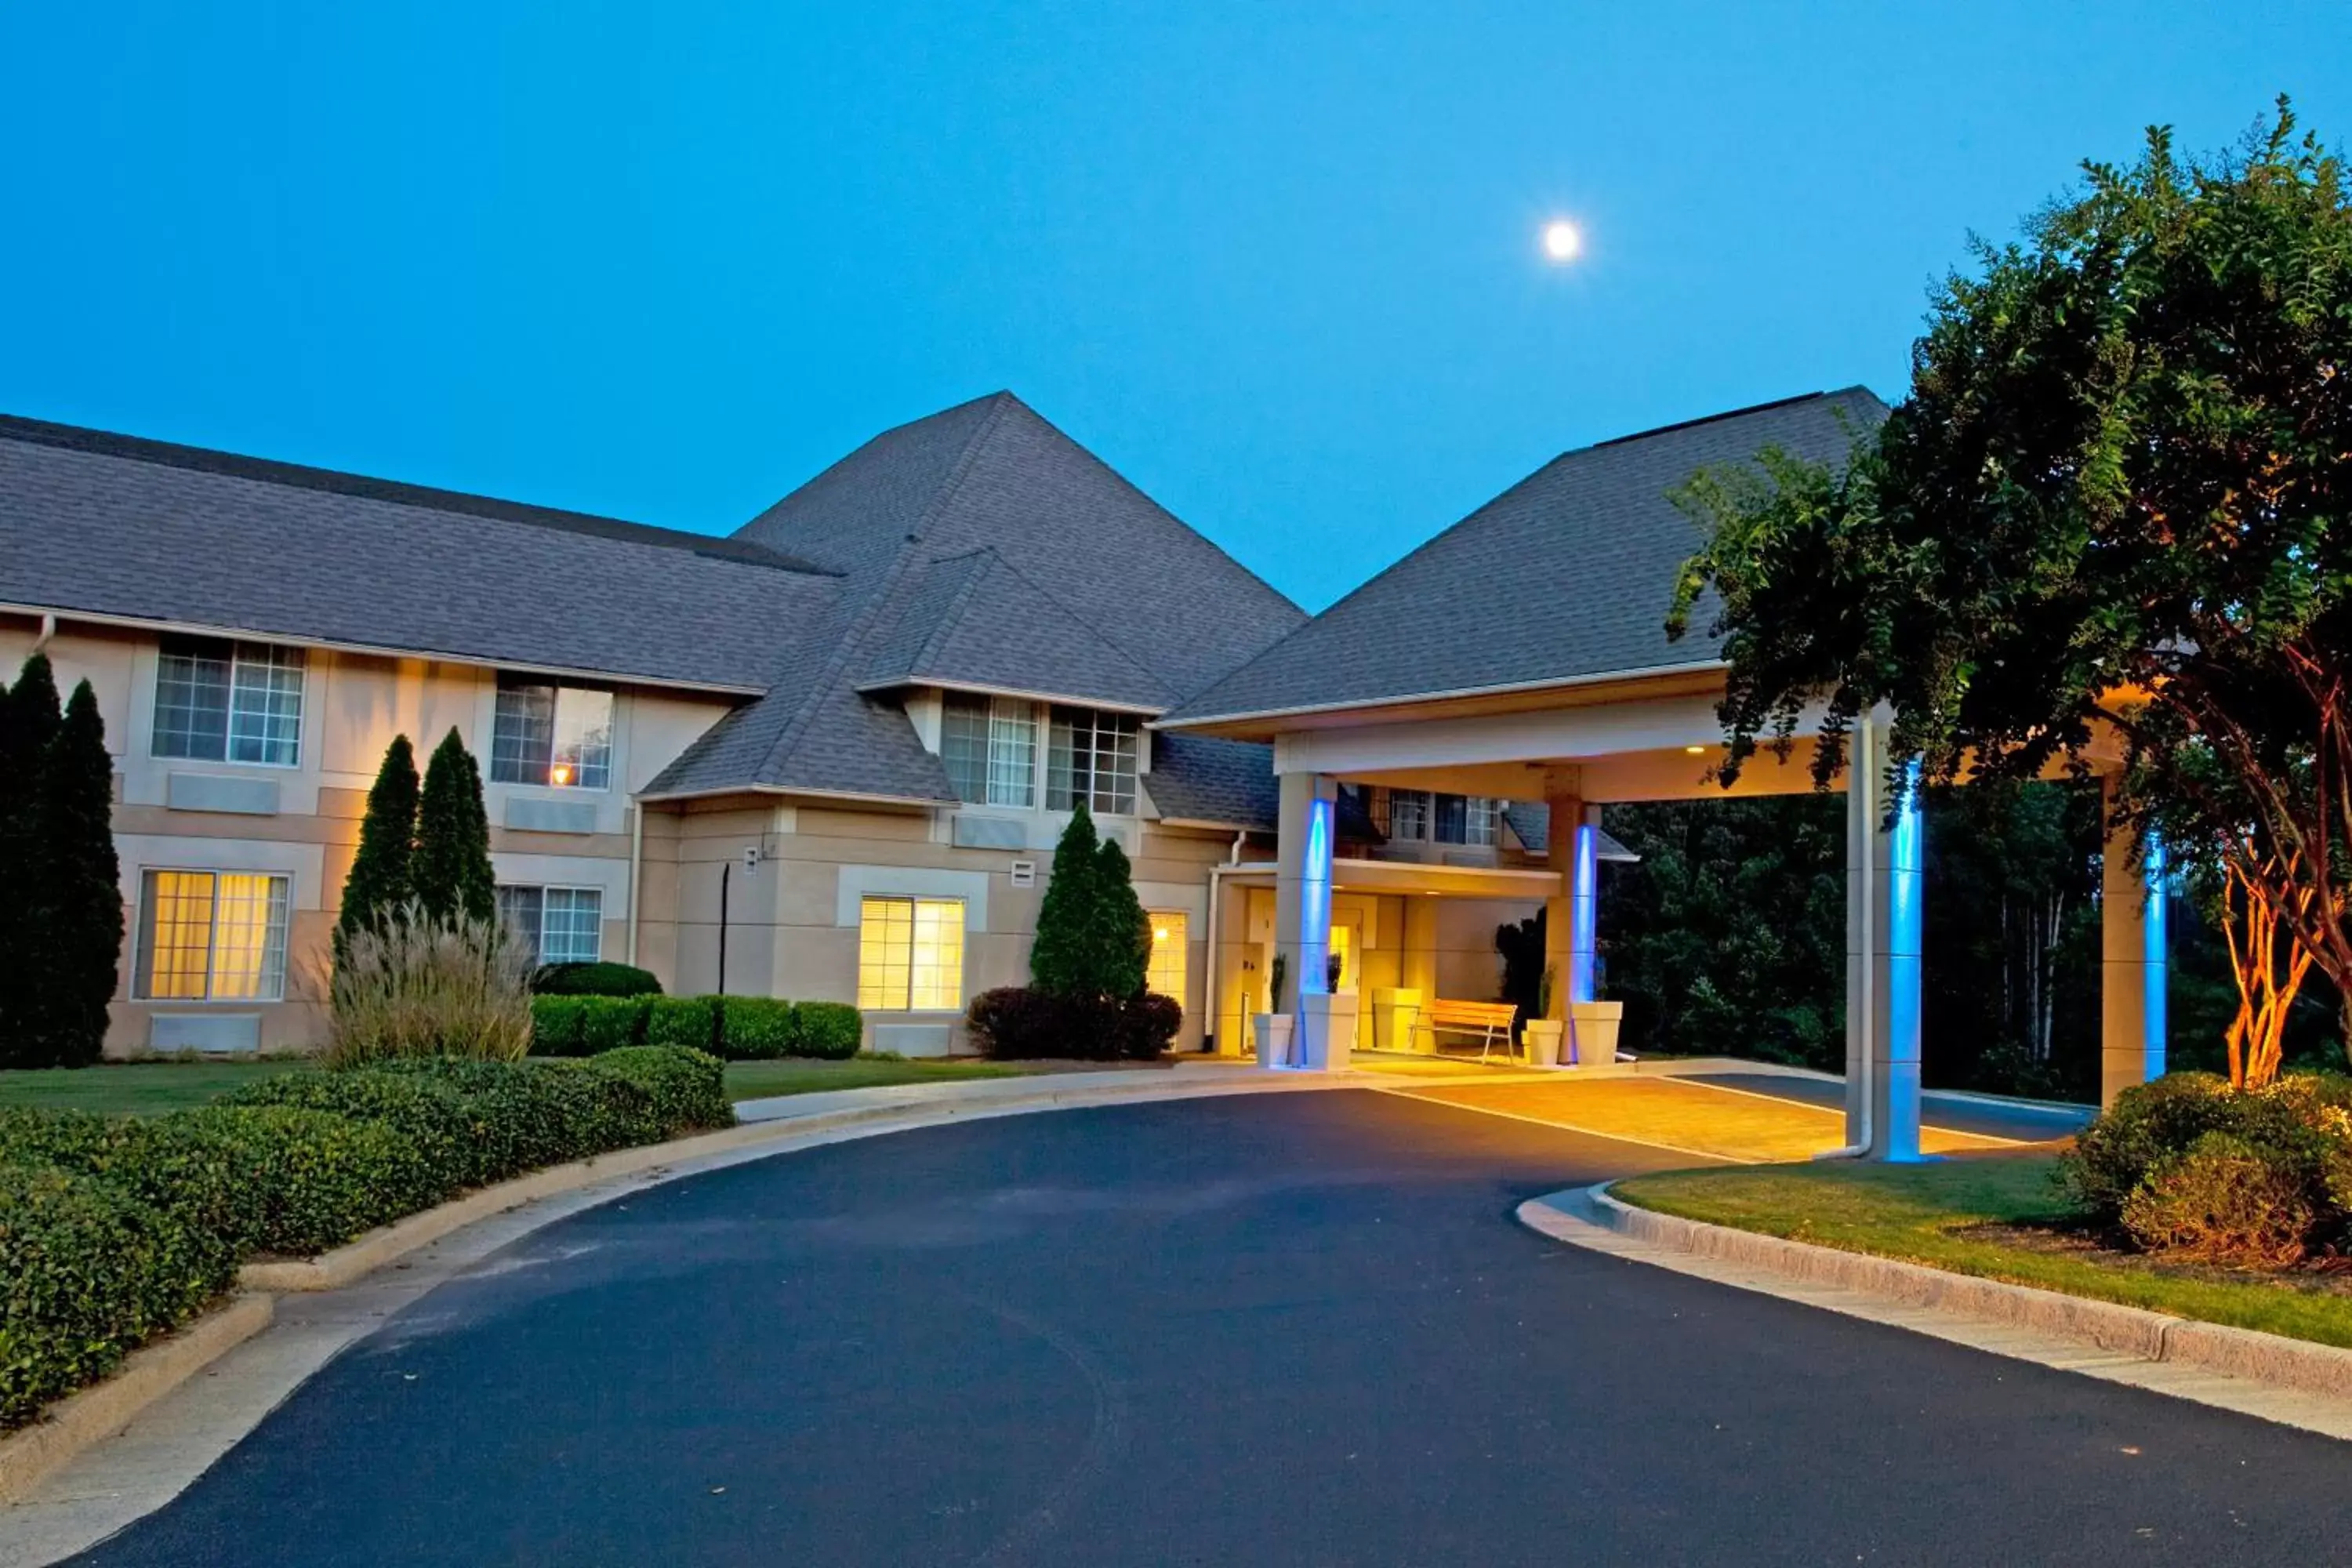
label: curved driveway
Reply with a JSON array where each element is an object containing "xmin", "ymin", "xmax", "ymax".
[{"xmin": 67, "ymin": 1091, "xmax": 2343, "ymax": 1566}]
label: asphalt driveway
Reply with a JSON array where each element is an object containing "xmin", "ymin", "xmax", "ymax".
[{"xmin": 61, "ymin": 1091, "xmax": 2344, "ymax": 1566}]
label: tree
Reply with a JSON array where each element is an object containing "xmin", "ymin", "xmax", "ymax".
[
  {"xmin": 1031, "ymin": 803, "xmax": 1103, "ymax": 996},
  {"xmin": 412, "ymin": 728, "xmax": 495, "ymax": 926},
  {"xmin": 24, "ymin": 682, "xmax": 122, "ymax": 1066},
  {"xmin": 1092, "ymin": 837, "xmax": 1152, "ymax": 999},
  {"xmin": 1668, "ymin": 101, "xmax": 2352, "ymax": 1058},
  {"xmin": 0, "ymin": 655, "xmax": 63, "ymax": 1065},
  {"xmin": 338, "ymin": 734, "xmax": 420, "ymax": 953}
]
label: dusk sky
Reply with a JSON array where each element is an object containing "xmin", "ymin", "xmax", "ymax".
[{"xmin": 6, "ymin": 4, "xmax": 2345, "ymax": 612}]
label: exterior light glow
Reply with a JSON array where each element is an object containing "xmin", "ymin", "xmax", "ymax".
[
  {"xmin": 550, "ymin": 762, "xmax": 574, "ymax": 786},
  {"xmin": 1683, "ymin": 745, "xmax": 1706, "ymax": 755}
]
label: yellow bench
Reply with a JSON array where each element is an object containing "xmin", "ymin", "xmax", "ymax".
[{"xmin": 1412, "ymin": 999, "xmax": 1521, "ymax": 1062}]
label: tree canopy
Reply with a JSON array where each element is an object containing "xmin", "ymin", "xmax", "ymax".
[
  {"xmin": 1668, "ymin": 101, "xmax": 2352, "ymax": 1047},
  {"xmin": 337, "ymin": 733, "xmax": 420, "ymax": 953},
  {"xmin": 412, "ymin": 728, "xmax": 496, "ymax": 927}
]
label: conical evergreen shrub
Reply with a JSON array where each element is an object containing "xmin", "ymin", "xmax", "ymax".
[
  {"xmin": 0, "ymin": 655, "xmax": 64, "ymax": 1066},
  {"xmin": 1093, "ymin": 837, "xmax": 1152, "ymax": 999},
  {"xmin": 25, "ymin": 682, "xmax": 122, "ymax": 1066},
  {"xmin": 412, "ymin": 728, "xmax": 496, "ymax": 927},
  {"xmin": 338, "ymin": 735, "xmax": 420, "ymax": 953},
  {"xmin": 1030, "ymin": 803, "xmax": 1103, "ymax": 996}
]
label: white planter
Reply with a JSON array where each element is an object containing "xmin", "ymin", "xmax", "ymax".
[
  {"xmin": 1521, "ymin": 1018, "xmax": 1565, "ymax": 1068},
  {"xmin": 1569, "ymin": 1001, "xmax": 1624, "ymax": 1067},
  {"xmin": 1298, "ymin": 993, "xmax": 1360, "ymax": 1072},
  {"xmin": 1254, "ymin": 1013, "xmax": 1296, "ymax": 1069}
]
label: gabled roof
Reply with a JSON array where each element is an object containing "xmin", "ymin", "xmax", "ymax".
[
  {"xmin": 1141, "ymin": 733, "xmax": 1282, "ymax": 829},
  {"xmin": 648, "ymin": 392, "xmax": 1303, "ymax": 800},
  {"xmin": 0, "ymin": 414, "xmax": 832, "ymax": 694},
  {"xmin": 1163, "ymin": 388, "xmax": 1889, "ymax": 728}
]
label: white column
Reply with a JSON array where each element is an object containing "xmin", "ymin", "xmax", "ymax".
[
  {"xmin": 1274, "ymin": 771, "xmax": 1343, "ymax": 1067},
  {"xmin": 2100, "ymin": 776, "xmax": 2168, "ymax": 1106},
  {"xmin": 1541, "ymin": 794, "xmax": 1594, "ymax": 1017},
  {"xmin": 1846, "ymin": 713, "xmax": 1924, "ymax": 1160}
]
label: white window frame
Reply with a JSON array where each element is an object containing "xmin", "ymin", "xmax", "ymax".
[
  {"xmin": 134, "ymin": 869, "xmax": 292, "ymax": 1001},
  {"xmin": 1388, "ymin": 789, "xmax": 1430, "ymax": 841},
  {"xmin": 1047, "ymin": 706, "xmax": 1141, "ymax": 815},
  {"xmin": 491, "ymin": 677, "xmax": 615, "ymax": 791},
  {"xmin": 1146, "ymin": 909, "xmax": 1189, "ymax": 1005},
  {"xmin": 151, "ymin": 637, "xmax": 306, "ymax": 768},
  {"xmin": 858, "ymin": 895, "xmax": 966, "ymax": 1011},
  {"xmin": 496, "ymin": 884, "xmax": 604, "ymax": 965},
  {"xmin": 942, "ymin": 694, "xmax": 1039, "ymax": 808}
]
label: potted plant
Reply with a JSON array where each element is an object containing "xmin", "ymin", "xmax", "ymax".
[
  {"xmin": 1254, "ymin": 953, "xmax": 1294, "ymax": 1068},
  {"xmin": 1521, "ymin": 964, "xmax": 1565, "ymax": 1067}
]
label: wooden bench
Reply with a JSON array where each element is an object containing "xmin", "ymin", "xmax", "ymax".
[{"xmin": 1410, "ymin": 999, "xmax": 1522, "ymax": 1062}]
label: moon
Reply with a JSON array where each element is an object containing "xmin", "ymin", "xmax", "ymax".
[{"xmin": 1541, "ymin": 220, "xmax": 1583, "ymax": 262}]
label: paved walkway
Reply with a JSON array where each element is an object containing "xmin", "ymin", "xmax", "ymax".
[{"xmin": 41, "ymin": 1091, "xmax": 2341, "ymax": 1566}]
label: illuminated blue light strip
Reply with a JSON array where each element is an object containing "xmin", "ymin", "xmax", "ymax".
[
  {"xmin": 1301, "ymin": 796, "xmax": 1333, "ymax": 993},
  {"xmin": 2143, "ymin": 837, "xmax": 2168, "ymax": 1077},
  {"xmin": 1570, "ymin": 819, "xmax": 1598, "ymax": 1005}
]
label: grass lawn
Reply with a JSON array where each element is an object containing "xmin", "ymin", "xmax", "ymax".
[
  {"xmin": 1613, "ymin": 1154, "xmax": 2352, "ymax": 1350},
  {"xmin": 0, "ymin": 1054, "xmax": 1026, "ymax": 1117},
  {"xmin": 721, "ymin": 1056, "xmax": 1021, "ymax": 1100}
]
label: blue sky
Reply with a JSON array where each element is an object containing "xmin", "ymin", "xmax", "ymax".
[{"xmin": 5, "ymin": 3, "xmax": 2344, "ymax": 611}]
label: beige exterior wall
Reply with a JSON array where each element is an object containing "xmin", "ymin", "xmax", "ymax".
[{"xmin": 0, "ymin": 613, "xmax": 735, "ymax": 1057}]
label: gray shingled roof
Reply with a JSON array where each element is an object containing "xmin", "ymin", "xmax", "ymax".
[
  {"xmin": 648, "ymin": 392, "xmax": 1304, "ymax": 800},
  {"xmin": 0, "ymin": 415, "xmax": 833, "ymax": 693},
  {"xmin": 1163, "ymin": 389, "xmax": 1889, "ymax": 724},
  {"xmin": 1142, "ymin": 733, "xmax": 1282, "ymax": 829},
  {"xmin": 1500, "ymin": 803, "xmax": 1638, "ymax": 862}
]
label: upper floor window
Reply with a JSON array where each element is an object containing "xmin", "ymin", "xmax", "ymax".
[
  {"xmin": 491, "ymin": 676, "xmax": 612, "ymax": 789},
  {"xmin": 1388, "ymin": 789, "xmax": 1430, "ymax": 840},
  {"xmin": 153, "ymin": 636, "xmax": 305, "ymax": 767},
  {"xmin": 1047, "ymin": 706, "xmax": 1139, "ymax": 815},
  {"xmin": 942, "ymin": 694, "xmax": 1037, "ymax": 808},
  {"xmin": 1384, "ymin": 789, "xmax": 1497, "ymax": 846}
]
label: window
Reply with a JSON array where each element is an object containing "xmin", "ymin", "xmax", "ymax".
[
  {"xmin": 1146, "ymin": 911, "xmax": 1188, "ymax": 1004},
  {"xmin": 1388, "ymin": 789, "xmax": 1430, "ymax": 841},
  {"xmin": 1047, "ymin": 706, "xmax": 1139, "ymax": 815},
  {"xmin": 942, "ymin": 695, "xmax": 1037, "ymax": 807},
  {"xmin": 136, "ymin": 870, "xmax": 290, "ymax": 1000},
  {"xmin": 858, "ymin": 895, "xmax": 964, "ymax": 1010},
  {"xmin": 1466, "ymin": 797, "xmax": 1501, "ymax": 848},
  {"xmin": 497, "ymin": 885, "xmax": 603, "ymax": 964},
  {"xmin": 1432, "ymin": 794, "xmax": 1500, "ymax": 846},
  {"xmin": 153, "ymin": 637, "xmax": 305, "ymax": 766},
  {"xmin": 492, "ymin": 677, "xmax": 613, "ymax": 789}
]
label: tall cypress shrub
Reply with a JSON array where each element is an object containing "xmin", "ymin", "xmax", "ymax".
[
  {"xmin": 338, "ymin": 734, "xmax": 420, "ymax": 952},
  {"xmin": 1030, "ymin": 803, "xmax": 1103, "ymax": 996},
  {"xmin": 1093, "ymin": 837, "xmax": 1152, "ymax": 999},
  {"xmin": 25, "ymin": 682, "xmax": 122, "ymax": 1066},
  {"xmin": 0, "ymin": 655, "xmax": 63, "ymax": 1065},
  {"xmin": 412, "ymin": 728, "xmax": 496, "ymax": 926}
]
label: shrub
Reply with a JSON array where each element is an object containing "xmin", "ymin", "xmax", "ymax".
[
  {"xmin": 2121, "ymin": 1132, "xmax": 2318, "ymax": 1266},
  {"xmin": 2063, "ymin": 1072, "xmax": 2336, "ymax": 1221},
  {"xmin": 0, "ymin": 1163, "xmax": 233, "ymax": 1429},
  {"xmin": 578, "ymin": 995, "xmax": 652, "ymax": 1053},
  {"xmin": 532, "ymin": 962, "xmax": 663, "ymax": 997},
  {"xmin": 793, "ymin": 1001, "xmax": 863, "ymax": 1061},
  {"xmin": 158, "ymin": 1105, "xmax": 430, "ymax": 1258},
  {"xmin": 326, "ymin": 905, "xmax": 534, "ymax": 1066},
  {"xmin": 586, "ymin": 1047, "xmax": 734, "ymax": 1137},
  {"xmin": 1119, "ymin": 992, "xmax": 1182, "ymax": 1060},
  {"xmin": 720, "ymin": 996, "xmax": 798, "ymax": 1059},
  {"xmin": 224, "ymin": 1069, "xmax": 488, "ymax": 1190},
  {"xmin": 968, "ymin": 986, "xmax": 1169, "ymax": 1060},
  {"xmin": 530, "ymin": 994, "xmax": 590, "ymax": 1056},
  {"xmin": 968, "ymin": 986, "xmax": 1063, "ymax": 1059},
  {"xmin": 376, "ymin": 1056, "xmax": 625, "ymax": 1173},
  {"xmin": 645, "ymin": 996, "xmax": 720, "ymax": 1053}
]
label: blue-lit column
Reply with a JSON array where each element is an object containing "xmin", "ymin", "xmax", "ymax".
[
  {"xmin": 1272, "ymin": 771, "xmax": 1337, "ymax": 1066},
  {"xmin": 1846, "ymin": 713, "xmax": 1925, "ymax": 1161},
  {"xmin": 1541, "ymin": 793, "xmax": 1595, "ymax": 1014},
  {"xmin": 2100, "ymin": 776, "xmax": 2169, "ymax": 1106}
]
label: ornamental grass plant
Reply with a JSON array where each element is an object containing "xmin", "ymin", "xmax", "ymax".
[{"xmin": 324, "ymin": 902, "xmax": 534, "ymax": 1067}]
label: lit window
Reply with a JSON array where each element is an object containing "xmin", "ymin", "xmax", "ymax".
[
  {"xmin": 492, "ymin": 677, "xmax": 613, "ymax": 789},
  {"xmin": 497, "ymin": 885, "xmax": 603, "ymax": 964},
  {"xmin": 153, "ymin": 637, "xmax": 305, "ymax": 767},
  {"xmin": 1046, "ymin": 706, "xmax": 1139, "ymax": 815},
  {"xmin": 136, "ymin": 870, "xmax": 290, "ymax": 1000},
  {"xmin": 1146, "ymin": 911, "xmax": 1188, "ymax": 1004},
  {"xmin": 858, "ymin": 895, "xmax": 964, "ymax": 1010},
  {"xmin": 1388, "ymin": 789, "xmax": 1430, "ymax": 840},
  {"xmin": 942, "ymin": 694, "xmax": 1037, "ymax": 807}
]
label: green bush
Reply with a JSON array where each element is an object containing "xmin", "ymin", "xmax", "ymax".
[
  {"xmin": 224, "ymin": 1069, "xmax": 486, "ymax": 1189},
  {"xmin": 2063, "ymin": 1072, "xmax": 2334, "ymax": 1221},
  {"xmin": 0, "ymin": 1163, "xmax": 234, "ymax": 1429},
  {"xmin": 2121, "ymin": 1131, "xmax": 2318, "ymax": 1266},
  {"xmin": 530, "ymin": 994, "xmax": 590, "ymax": 1056},
  {"xmin": 376, "ymin": 1056, "xmax": 621, "ymax": 1173},
  {"xmin": 645, "ymin": 996, "xmax": 721, "ymax": 1053},
  {"xmin": 793, "ymin": 1001, "xmax": 863, "ymax": 1061},
  {"xmin": 532, "ymin": 961, "xmax": 663, "ymax": 997},
  {"xmin": 720, "ymin": 996, "xmax": 798, "ymax": 1059},
  {"xmin": 967, "ymin": 987, "xmax": 1171, "ymax": 1061},
  {"xmin": 578, "ymin": 995, "xmax": 652, "ymax": 1053},
  {"xmin": 161, "ymin": 1105, "xmax": 428, "ymax": 1258},
  {"xmin": 586, "ymin": 1047, "xmax": 734, "ymax": 1137}
]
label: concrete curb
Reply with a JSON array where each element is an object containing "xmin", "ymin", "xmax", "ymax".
[
  {"xmin": 1546, "ymin": 1183, "xmax": 2352, "ymax": 1402},
  {"xmin": 0, "ymin": 1295, "xmax": 273, "ymax": 1507}
]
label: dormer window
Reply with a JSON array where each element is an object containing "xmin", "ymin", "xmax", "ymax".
[
  {"xmin": 1047, "ymin": 706, "xmax": 1139, "ymax": 815},
  {"xmin": 491, "ymin": 675, "xmax": 612, "ymax": 789},
  {"xmin": 942, "ymin": 694, "xmax": 1037, "ymax": 808}
]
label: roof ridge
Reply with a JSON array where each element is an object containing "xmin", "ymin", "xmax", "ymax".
[
  {"xmin": 954, "ymin": 548, "xmax": 1175, "ymax": 703},
  {"xmin": 749, "ymin": 394, "xmax": 1014, "ymax": 782},
  {"xmin": 0, "ymin": 411, "xmax": 840, "ymax": 576},
  {"xmin": 902, "ymin": 548, "xmax": 1003, "ymax": 677},
  {"xmin": 1581, "ymin": 390, "xmax": 1828, "ymax": 451}
]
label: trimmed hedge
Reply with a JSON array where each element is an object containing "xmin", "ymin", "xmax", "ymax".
[
  {"xmin": 578, "ymin": 996, "xmax": 652, "ymax": 1054},
  {"xmin": 530, "ymin": 995, "xmax": 590, "ymax": 1057},
  {"xmin": 531, "ymin": 961, "xmax": 663, "ymax": 997},
  {"xmin": 536, "ymin": 990, "xmax": 874, "ymax": 1062},
  {"xmin": 794, "ymin": 1002, "xmax": 863, "ymax": 1061},
  {"xmin": 967, "ymin": 987, "xmax": 1179, "ymax": 1061},
  {"xmin": 0, "ymin": 1047, "xmax": 735, "ymax": 1433},
  {"xmin": 719, "ymin": 996, "xmax": 799, "ymax": 1059},
  {"xmin": 645, "ymin": 996, "xmax": 720, "ymax": 1053}
]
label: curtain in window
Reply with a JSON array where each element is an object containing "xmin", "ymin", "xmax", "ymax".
[
  {"xmin": 137, "ymin": 870, "xmax": 289, "ymax": 1000},
  {"xmin": 858, "ymin": 895, "xmax": 964, "ymax": 1008}
]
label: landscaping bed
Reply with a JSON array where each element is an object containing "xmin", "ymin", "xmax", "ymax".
[
  {"xmin": 0, "ymin": 1046, "xmax": 734, "ymax": 1432},
  {"xmin": 1613, "ymin": 1152, "xmax": 2352, "ymax": 1349}
]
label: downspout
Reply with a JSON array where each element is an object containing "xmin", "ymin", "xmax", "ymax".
[
  {"xmin": 32, "ymin": 613, "xmax": 56, "ymax": 652},
  {"xmin": 626, "ymin": 803, "xmax": 645, "ymax": 968},
  {"xmin": 1200, "ymin": 830, "xmax": 1250, "ymax": 1054}
]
